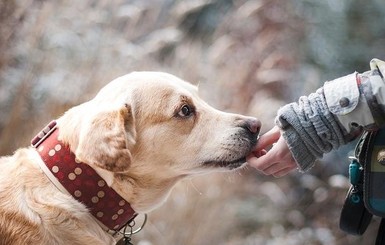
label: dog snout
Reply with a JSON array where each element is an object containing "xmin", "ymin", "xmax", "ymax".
[{"xmin": 241, "ymin": 117, "xmax": 261, "ymax": 135}]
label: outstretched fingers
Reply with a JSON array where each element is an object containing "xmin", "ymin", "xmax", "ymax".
[
  {"xmin": 247, "ymin": 150, "xmax": 276, "ymax": 172},
  {"xmin": 247, "ymin": 128, "xmax": 298, "ymax": 177}
]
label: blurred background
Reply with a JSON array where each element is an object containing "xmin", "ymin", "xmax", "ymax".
[{"xmin": 1, "ymin": 0, "xmax": 385, "ymax": 244}]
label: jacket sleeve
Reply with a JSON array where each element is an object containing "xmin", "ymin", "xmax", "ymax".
[{"xmin": 275, "ymin": 59, "xmax": 385, "ymax": 172}]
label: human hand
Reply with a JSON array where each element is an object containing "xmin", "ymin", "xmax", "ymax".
[{"xmin": 247, "ymin": 126, "xmax": 297, "ymax": 177}]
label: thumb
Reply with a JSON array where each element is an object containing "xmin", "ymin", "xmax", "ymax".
[{"xmin": 254, "ymin": 126, "xmax": 281, "ymax": 152}]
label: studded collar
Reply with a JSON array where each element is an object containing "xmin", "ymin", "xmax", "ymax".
[{"xmin": 31, "ymin": 121, "xmax": 137, "ymax": 231}]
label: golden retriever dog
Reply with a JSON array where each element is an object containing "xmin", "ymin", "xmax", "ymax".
[{"xmin": 0, "ymin": 72, "xmax": 260, "ymax": 245}]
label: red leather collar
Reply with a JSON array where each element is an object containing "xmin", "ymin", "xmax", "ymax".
[{"xmin": 31, "ymin": 121, "xmax": 137, "ymax": 231}]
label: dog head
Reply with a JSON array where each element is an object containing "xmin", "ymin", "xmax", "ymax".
[{"xmin": 58, "ymin": 72, "xmax": 260, "ymax": 212}]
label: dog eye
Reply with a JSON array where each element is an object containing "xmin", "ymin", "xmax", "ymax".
[{"xmin": 178, "ymin": 105, "xmax": 194, "ymax": 118}]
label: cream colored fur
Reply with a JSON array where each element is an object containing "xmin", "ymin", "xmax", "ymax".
[{"xmin": 0, "ymin": 72, "xmax": 260, "ymax": 244}]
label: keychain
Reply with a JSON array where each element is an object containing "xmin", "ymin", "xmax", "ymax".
[{"xmin": 339, "ymin": 157, "xmax": 372, "ymax": 235}]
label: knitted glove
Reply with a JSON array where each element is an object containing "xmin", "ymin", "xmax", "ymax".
[{"xmin": 275, "ymin": 87, "xmax": 354, "ymax": 171}]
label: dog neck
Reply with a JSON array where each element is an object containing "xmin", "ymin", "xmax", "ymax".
[{"xmin": 31, "ymin": 121, "xmax": 137, "ymax": 231}]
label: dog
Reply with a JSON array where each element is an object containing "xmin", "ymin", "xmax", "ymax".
[{"xmin": 0, "ymin": 72, "xmax": 260, "ymax": 244}]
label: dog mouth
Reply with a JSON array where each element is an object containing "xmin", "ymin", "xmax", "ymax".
[
  {"xmin": 203, "ymin": 157, "xmax": 247, "ymax": 170},
  {"xmin": 201, "ymin": 131, "xmax": 258, "ymax": 170}
]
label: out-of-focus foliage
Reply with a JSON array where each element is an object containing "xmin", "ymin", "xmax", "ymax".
[
  {"xmin": 0, "ymin": 0, "xmax": 384, "ymax": 244},
  {"xmin": 294, "ymin": 0, "xmax": 385, "ymax": 81}
]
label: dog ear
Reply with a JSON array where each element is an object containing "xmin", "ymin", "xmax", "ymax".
[{"xmin": 75, "ymin": 104, "xmax": 136, "ymax": 172}]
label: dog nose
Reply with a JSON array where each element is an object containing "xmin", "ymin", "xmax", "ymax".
[{"xmin": 243, "ymin": 117, "xmax": 261, "ymax": 135}]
